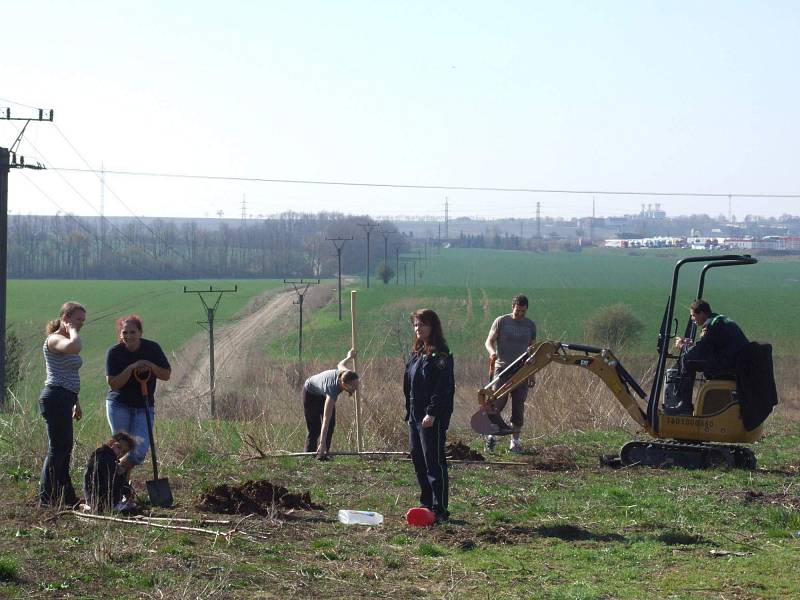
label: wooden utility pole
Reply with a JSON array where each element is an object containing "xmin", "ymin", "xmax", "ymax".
[
  {"xmin": 0, "ymin": 106, "xmax": 52, "ymax": 406},
  {"xmin": 350, "ymin": 290, "xmax": 363, "ymax": 452},
  {"xmin": 183, "ymin": 285, "xmax": 238, "ymax": 417},
  {"xmin": 326, "ymin": 237, "xmax": 352, "ymax": 320}
]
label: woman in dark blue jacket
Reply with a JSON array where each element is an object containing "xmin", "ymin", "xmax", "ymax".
[{"xmin": 404, "ymin": 309, "xmax": 455, "ymax": 523}]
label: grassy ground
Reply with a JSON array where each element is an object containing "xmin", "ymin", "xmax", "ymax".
[{"xmin": 1, "ymin": 421, "xmax": 799, "ymax": 599}]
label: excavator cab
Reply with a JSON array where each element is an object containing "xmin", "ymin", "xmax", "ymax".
[{"xmin": 473, "ymin": 254, "xmax": 779, "ymax": 468}]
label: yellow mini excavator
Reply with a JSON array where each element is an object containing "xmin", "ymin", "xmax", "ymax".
[{"xmin": 471, "ymin": 255, "xmax": 779, "ymax": 469}]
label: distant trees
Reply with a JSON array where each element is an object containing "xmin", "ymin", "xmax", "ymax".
[{"xmin": 7, "ymin": 213, "xmax": 407, "ymax": 280}]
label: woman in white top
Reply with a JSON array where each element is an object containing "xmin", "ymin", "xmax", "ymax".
[{"xmin": 38, "ymin": 301, "xmax": 85, "ymax": 507}]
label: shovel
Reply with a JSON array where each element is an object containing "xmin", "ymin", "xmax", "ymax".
[
  {"xmin": 134, "ymin": 368, "xmax": 173, "ymax": 508},
  {"xmin": 471, "ymin": 355, "xmax": 515, "ymax": 435}
]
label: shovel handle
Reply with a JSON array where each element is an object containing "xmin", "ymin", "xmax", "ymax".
[{"xmin": 133, "ymin": 367, "xmax": 151, "ymax": 396}]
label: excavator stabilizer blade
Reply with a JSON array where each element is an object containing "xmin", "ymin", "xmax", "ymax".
[{"xmin": 470, "ymin": 409, "xmax": 515, "ymax": 435}]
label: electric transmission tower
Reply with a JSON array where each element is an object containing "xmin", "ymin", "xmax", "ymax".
[
  {"xmin": 284, "ymin": 279, "xmax": 320, "ymax": 362},
  {"xmin": 357, "ymin": 222, "xmax": 379, "ymax": 288},
  {"xmin": 183, "ymin": 285, "xmax": 238, "ymax": 418},
  {"xmin": 1, "ymin": 106, "xmax": 53, "ymax": 406},
  {"xmin": 326, "ymin": 236, "xmax": 352, "ymax": 320}
]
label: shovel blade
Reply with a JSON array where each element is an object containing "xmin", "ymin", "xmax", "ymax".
[
  {"xmin": 147, "ymin": 478, "xmax": 173, "ymax": 508},
  {"xmin": 470, "ymin": 409, "xmax": 515, "ymax": 436}
]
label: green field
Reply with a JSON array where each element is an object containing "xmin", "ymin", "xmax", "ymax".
[
  {"xmin": 7, "ymin": 279, "xmax": 284, "ymax": 406},
  {"xmin": 276, "ymin": 247, "xmax": 800, "ymax": 362}
]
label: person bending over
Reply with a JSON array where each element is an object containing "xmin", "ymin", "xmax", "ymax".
[
  {"xmin": 302, "ymin": 349, "xmax": 359, "ymax": 460},
  {"xmin": 83, "ymin": 432, "xmax": 136, "ymax": 512}
]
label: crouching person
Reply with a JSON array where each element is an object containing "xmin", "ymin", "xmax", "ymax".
[{"xmin": 83, "ymin": 432, "xmax": 136, "ymax": 512}]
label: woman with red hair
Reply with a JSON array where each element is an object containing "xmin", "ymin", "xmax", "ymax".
[{"xmin": 105, "ymin": 315, "xmax": 171, "ymax": 479}]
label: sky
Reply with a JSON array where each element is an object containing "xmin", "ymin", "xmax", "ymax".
[{"xmin": 2, "ymin": 0, "xmax": 799, "ymax": 222}]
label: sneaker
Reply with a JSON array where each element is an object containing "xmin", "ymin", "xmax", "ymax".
[
  {"xmin": 509, "ymin": 438, "xmax": 522, "ymax": 454},
  {"xmin": 113, "ymin": 499, "xmax": 137, "ymax": 513},
  {"xmin": 484, "ymin": 435, "xmax": 497, "ymax": 453}
]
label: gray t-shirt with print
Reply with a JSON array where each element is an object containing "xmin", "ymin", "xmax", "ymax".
[{"xmin": 490, "ymin": 314, "xmax": 537, "ymax": 368}]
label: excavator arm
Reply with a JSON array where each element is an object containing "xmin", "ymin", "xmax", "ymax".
[{"xmin": 473, "ymin": 340, "xmax": 653, "ymax": 435}]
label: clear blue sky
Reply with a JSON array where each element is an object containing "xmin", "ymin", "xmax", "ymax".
[{"xmin": 2, "ymin": 0, "xmax": 799, "ymax": 221}]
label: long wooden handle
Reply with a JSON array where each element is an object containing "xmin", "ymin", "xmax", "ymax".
[{"xmin": 350, "ymin": 290, "xmax": 363, "ymax": 452}]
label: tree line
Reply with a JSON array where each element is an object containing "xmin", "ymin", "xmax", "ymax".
[{"xmin": 8, "ymin": 212, "xmax": 409, "ymax": 280}]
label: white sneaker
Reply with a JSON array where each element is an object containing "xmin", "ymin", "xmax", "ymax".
[
  {"xmin": 509, "ymin": 438, "xmax": 522, "ymax": 453},
  {"xmin": 484, "ymin": 435, "xmax": 497, "ymax": 452}
]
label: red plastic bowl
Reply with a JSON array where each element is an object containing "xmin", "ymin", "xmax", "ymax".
[{"xmin": 406, "ymin": 507, "xmax": 436, "ymax": 527}]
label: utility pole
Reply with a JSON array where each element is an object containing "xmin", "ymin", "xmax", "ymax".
[
  {"xmin": 444, "ymin": 197, "xmax": 449, "ymax": 239},
  {"xmin": 399, "ymin": 256, "xmax": 423, "ymax": 286},
  {"xmin": 183, "ymin": 285, "xmax": 238, "ymax": 418},
  {"xmin": 536, "ymin": 201, "xmax": 542, "ymax": 238},
  {"xmin": 357, "ymin": 222, "xmax": 379, "ymax": 288},
  {"xmin": 326, "ymin": 237, "xmax": 352, "ymax": 320},
  {"xmin": 1, "ymin": 106, "xmax": 53, "ymax": 406},
  {"xmin": 395, "ymin": 245, "xmax": 400, "ymax": 285},
  {"xmin": 284, "ymin": 279, "xmax": 320, "ymax": 362}
]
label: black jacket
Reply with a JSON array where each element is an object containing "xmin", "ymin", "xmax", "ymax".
[
  {"xmin": 684, "ymin": 313, "xmax": 749, "ymax": 371},
  {"xmin": 404, "ymin": 346, "xmax": 455, "ymax": 428}
]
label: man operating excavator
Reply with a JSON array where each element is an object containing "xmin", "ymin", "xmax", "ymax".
[{"xmin": 668, "ymin": 299, "xmax": 749, "ymax": 415}]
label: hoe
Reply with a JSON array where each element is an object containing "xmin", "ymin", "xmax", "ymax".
[{"xmin": 472, "ymin": 254, "xmax": 779, "ymax": 468}]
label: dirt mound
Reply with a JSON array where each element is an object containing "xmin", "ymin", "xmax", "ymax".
[
  {"xmin": 733, "ymin": 490, "xmax": 800, "ymax": 510},
  {"xmin": 529, "ymin": 445, "xmax": 577, "ymax": 471},
  {"xmin": 446, "ymin": 441, "xmax": 485, "ymax": 461},
  {"xmin": 196, "ymin": 480, "xmax": 319, "ymax": 515}
]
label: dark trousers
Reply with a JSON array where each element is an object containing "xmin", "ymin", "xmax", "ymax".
[
  {"xmin": 408, "ymin": 418, "xmax": 449, "ymax": 518},
  {"xmin": 677, "ymin": 355, "xmax": 733, "ymax": 404},
  {"xmin": 38, "ymin": 385, "xmax": 78, "ymax": 506},
  {"xmin": 303, "ymin": 389, "xmax": 335, "ymax": 452}
]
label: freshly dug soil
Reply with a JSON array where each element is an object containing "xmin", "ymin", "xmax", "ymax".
[
  {"xmin": 446, "ymin": 441, "xmax": 485, "ymax": 461},
  {"xmin": 196, "ymin": 480, "xmax": 319, "ymax": 515},
  {"xmin": 529, "ymin": 445, "xmax": 578, "ymax": 471}
]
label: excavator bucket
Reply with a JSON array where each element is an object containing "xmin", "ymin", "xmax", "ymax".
[{"xmin": 470, "ymin": 408, "xmax": 515, "ymax": 435}]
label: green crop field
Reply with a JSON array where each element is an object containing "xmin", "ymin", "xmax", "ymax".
[
  {"xmin": 7, "ymin": 279, "xmax": 284, "ymax": 407},
  {"xmin": 275, "ymin": 247, "xmax": 800, "ymax": 363}
]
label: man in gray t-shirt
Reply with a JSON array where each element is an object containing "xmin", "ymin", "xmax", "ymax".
[
  {"xmin": 302, "ymin": 348, "xmax": 359, "ymax": 460},
  {"xmin": 484, "ymin": 294, "xmax": 537, "ymax": 452}
]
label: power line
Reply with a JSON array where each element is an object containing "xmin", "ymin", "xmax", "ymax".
[{"xmin": 45, "ymin": 166, "xmax": 800, "ymax": 200}]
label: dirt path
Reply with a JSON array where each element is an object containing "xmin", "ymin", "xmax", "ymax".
[{"xmin": 159, "ymin": 283, "xmax": 334, "ymax": 416}]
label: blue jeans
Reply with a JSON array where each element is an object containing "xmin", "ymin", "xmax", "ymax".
[
  {"xmin": 106, "ymin": 400, "xmax": 154, "ymax": 466},
  {"xmin": 39, "ymin": 385, "xmax": 79, "ymax": 505}
]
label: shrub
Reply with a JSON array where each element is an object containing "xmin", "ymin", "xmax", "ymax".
[
  {"xmin": 584, "ymin": 303, "xmax": 644, "ymax": 349},
  {"xmin": 376, "ymin": 261, "xmax": 394, "ymax": 284}
]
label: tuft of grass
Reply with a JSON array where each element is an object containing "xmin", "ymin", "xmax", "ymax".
[
  {"xmin": 417, "ymin": 543, "xmax": 447, "ymax": 558},
  {"xmin": 0, "ymin": 556, "xmax": 19, "ymax": 582}
]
